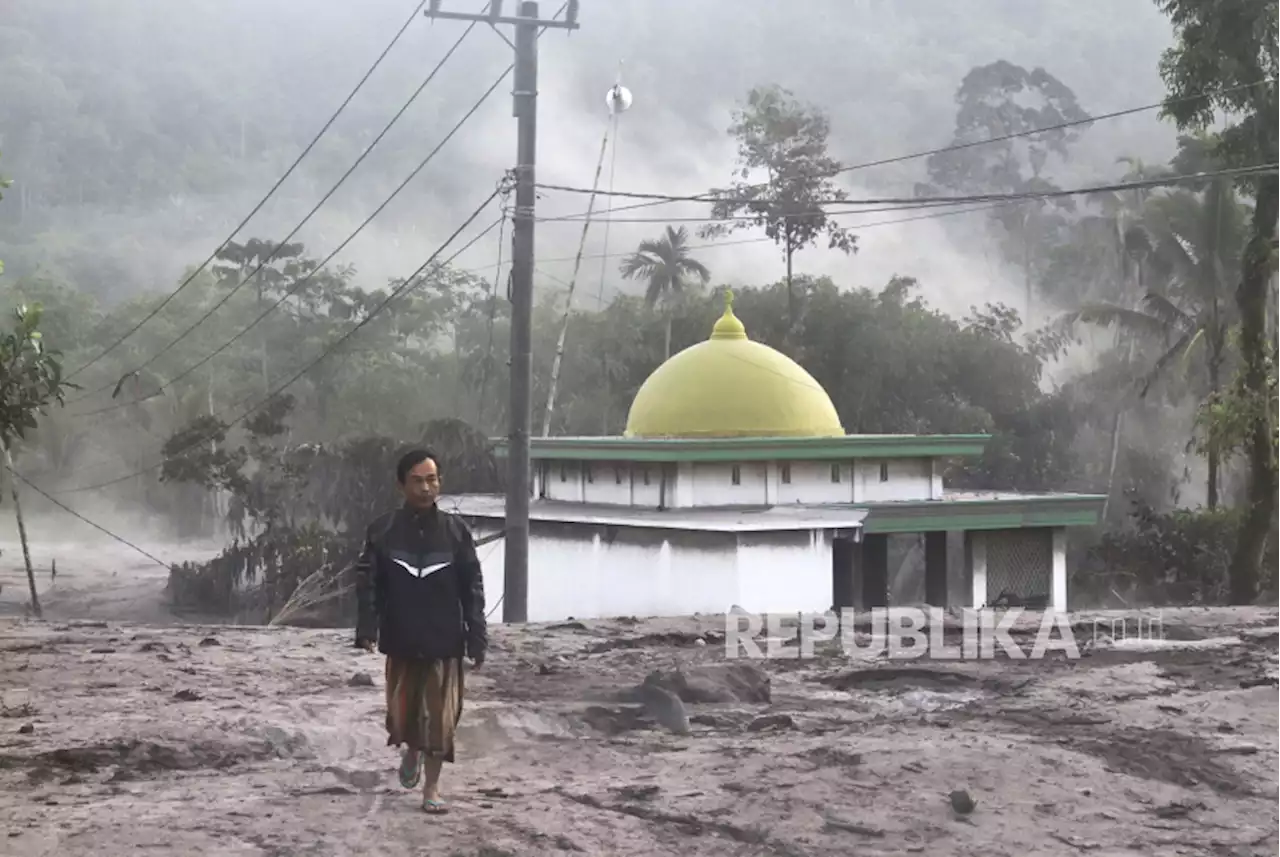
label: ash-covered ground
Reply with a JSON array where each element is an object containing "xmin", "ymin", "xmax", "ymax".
[{"xmin": 1, "ymin": 595, "xmax": 1277, "ymax": 857}]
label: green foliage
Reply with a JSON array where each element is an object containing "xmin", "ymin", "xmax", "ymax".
[
  {"xmin": 619, "ymin": 226, "xmax": 710, "ymax": 309},
  {"xmin": 1156, "ymin": 0, "xmax": 1279, "ymax": 601},
  {"xmin": 699, "ymin": 85, "xmax": 857, "ymax": 326},
  {"xmin": 1077, "ymin": 497, "xmax": 1278, "ymax": 605},
  {"xmin": 921, "ymin": 60, "xmax": 1090, "ymax": 295},
  {"xmin": 923, "ymin": 60, "xmax": 1092, "ymax": 195},
  {"xmin": 0, "ymin": 303, "xmax": 76, "ymax": 446}
]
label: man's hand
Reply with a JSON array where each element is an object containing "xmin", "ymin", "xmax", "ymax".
[{"xmin": 468, "ymin": 652, "xmax": 485, "ymax": 670}]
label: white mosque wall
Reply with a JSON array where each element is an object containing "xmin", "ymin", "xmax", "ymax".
[
  {"xmin": 854, "ymin": 458, "xmax": 934, "ymax": 503},
  {"xmin": 467, "ymin": 519, "xmax": 834, "ymax": 622},
  {"xmin": 534, "ymin": 456, "xmax": 939, "ymax": 510}
]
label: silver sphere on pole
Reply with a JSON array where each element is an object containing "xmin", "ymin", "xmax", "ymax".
[{"xmin": 606, "ymin": 84, "xmax": 633, "ymax": 115}]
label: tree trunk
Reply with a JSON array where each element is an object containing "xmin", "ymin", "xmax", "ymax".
[
  {"xmin": 2, "ymin": 442, "xmax": 41, "ymax": 619},
  {"xmin": 1023, "ymin": 211, "xmax": 1033, "ymax": 321},
  {"xmin": 1227, "ymin": 179, "xmax": 1278, "ymax": 604},
  {"xmin": 785, "ymin": 241, "xmax": 796, "ymax": 334},
  {"xmin": 1102, "ymin": 410, "xmax": 1125, "ymax": 522},
  {"xmin": 1206, "ymin": 350, "xmax": 1222, "ymax": 511},
  {"xmin": 663, "ymin": 312, "xmax": 673, "ymax": 362}
]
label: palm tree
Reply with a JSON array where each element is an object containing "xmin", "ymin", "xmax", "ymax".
[
  {"xmin": 619, "ymin": 225, "xmax": 711, "ymax": 359},
  {"xmin": 1064, "ymin": 178, "xmax": 1246, "ymax": 509}
]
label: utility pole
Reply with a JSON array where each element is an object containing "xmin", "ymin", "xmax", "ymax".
[{"xmin": 424, "ymin": 0, "xmax": 580, "ymax": 624}]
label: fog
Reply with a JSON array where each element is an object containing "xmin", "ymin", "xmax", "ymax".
[{"xmin": 1, "ymin": 0, "xmax": 1178, "ymax": 319}]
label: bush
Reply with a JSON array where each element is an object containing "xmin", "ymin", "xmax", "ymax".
[{"xmin": 1075, "ymin": 493, "xmax": 1279, "ymax": 606}]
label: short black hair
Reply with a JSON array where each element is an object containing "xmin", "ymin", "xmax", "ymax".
[{"xmin": 396, "ymin": 448, "xmax": 439, "ymax": 484}]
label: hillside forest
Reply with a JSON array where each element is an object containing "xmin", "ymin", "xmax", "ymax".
[{"xmin": 0, "ymin": 0, "xmax": 1276, "ymax": 621}]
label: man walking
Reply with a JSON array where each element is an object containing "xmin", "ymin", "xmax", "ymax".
[{"xmin": 355, "ymin": 448, "xmax": 488, "ymax": 814}]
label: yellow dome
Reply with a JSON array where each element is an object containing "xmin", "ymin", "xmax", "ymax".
[{"xmin": 624, "ymin": 290, "xmax": 845, "ymax": 439}]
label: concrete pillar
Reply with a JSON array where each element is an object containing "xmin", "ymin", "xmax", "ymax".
[
  {"xmin": 1051, "ymin": 527, "xmax": 1068, "ymax": 611},
  {"xmin": 924, "ymin": 531, "xmax": 947, "ymax": 606},
  {"xmin": 964, "ymin": 530, "xmax": 988, "ymax": 608},
  {"xmin": 853, "ymin": 533, "xmax": 889, "ymax": 610}
]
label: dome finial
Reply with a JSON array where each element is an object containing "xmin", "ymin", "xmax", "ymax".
[{"xmin": 711, "ymin": 288, "xmax": 747, "ymax": 341}]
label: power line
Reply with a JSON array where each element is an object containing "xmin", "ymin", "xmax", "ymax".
[
  {"xmin": 528, "ymin": 164, "xmax": 1280, "ymax": 222},
  {"xmin": 532, "ymin": 76, "xmax": 1278, "ymax": 220},
  {"xmin": 51, "ymin": 187, "xmax": 505, "ymax": 495},
  {"xmin": 3, "ymin": 466, "xmax": 172, "ymax": 569},
  {"xmin": 66, "ymin": 16, "xmax": 485, "ymax": 408},
  {"xmin": 69, "ymin": 62, "xmax": 514, "ymax": 419},
  {"xmin": 50, "ymin": 197, "xmax": 1006, "ymax": 484},
  {"xmin": 64, "ymin": 0, "xmax": 433, "ymax": 382}
]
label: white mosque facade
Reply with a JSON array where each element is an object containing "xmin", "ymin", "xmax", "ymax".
[{"xmin": 452, "ymin": 293, "xmax": 1104, "ymax": 622}]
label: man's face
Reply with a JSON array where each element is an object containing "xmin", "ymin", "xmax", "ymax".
[{"xmin": 400, "ymin": 458, "xmax": 441, "ymax": 509}]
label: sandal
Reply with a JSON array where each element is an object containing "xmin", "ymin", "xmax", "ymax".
[
  {"xmin": 422, "ymin": 797, "xmax": 448, "ymax": 814},
  {"xmin": 398, "ymin": 748, "xmax": 423, "ymax": 789}
]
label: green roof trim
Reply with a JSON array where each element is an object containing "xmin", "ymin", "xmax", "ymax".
[
  {"xmin": 860, "ymin": 494, "xmax": 1105, "ymax": 534},
  {"xmin": 491, "ymin": 434, "xmax": 991, "ymax": 462}
]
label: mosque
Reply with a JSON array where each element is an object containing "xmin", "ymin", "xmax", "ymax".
[{"xmin": 452, "ymin": 291, "xmax": 1104, "ymax": 622}]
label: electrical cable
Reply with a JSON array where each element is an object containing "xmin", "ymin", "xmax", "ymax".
[
  {"xmin": 528, "ymin": 164, "xmax": 1280, "ymax": 222},
  {"xmin": 50, "ymin": 188, "xmax": 504, "ymax": 495},
  {"xmin": 3, "ymin": 466, "xmax": 173, "ymax": 568},
  {"xmin": 55, "ymin": 197, "xmax": 1013, "ymax": 482},
  {"xmin": 69, "ymin": 65, "xmax": 514, "ymax": 419},
  {"xmin": 532, "ymin": 161, "xmax": 1280, "ymax": 214},
  {"xmin": 64, "ymin": 0, "xmax": 433, "ymax": 382},
  {"xmin": 475, "ymin": 202, "xmax": 510, "ymax": 426},
  {"xmin": 532, "ymin": 76, "xmax": 1278, "ymax": 219},
  {"xmin": 66, "ymin": 14, "xmax": 486, "ymax": 407}
]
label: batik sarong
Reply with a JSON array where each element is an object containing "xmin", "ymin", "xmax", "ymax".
[{"xmin": 384, "ymin": 656, "xmax": 464, "ymax": 763}]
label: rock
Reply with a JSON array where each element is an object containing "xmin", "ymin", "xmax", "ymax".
[
  {"xmin": 746, "ymin": 713, "xmax": 794, "ymax": 733},
  {"xmin": 173, "ymin": 689, "xmax": 202, "ymax": 702},
  {"xmin": 633, "ymin": 664, "xmax": 771, "ymax": 705},
  {"xmin": 347, "ymin": 672, "xmax": 374, "ymax": 688},
  {"xmin": 89, "ymin": 647, "xmax": 116, "ymax": 655},
  {"xmin": 537, "ymin": 663, "xmax": 555, "ymax": 676},
  {"xmin": 611, "ymin": 784, "xmax": 661, "ymax": 801},
  {"xmin": 949, "ymin": 789, "xmax": 976, "ymax": 815},
  {"xmin": 581, "ymin": 706, "xmax": 649, "ymax": 735},
  {"xmin": 689, "ymin": 713, "xmax": 723, "ymax": 727},
  {"xmin": 198, "ymin": 637, "xmax": 221, "ymax": 647},
  {"xmin": 17, "ymin": 724, "xmax": 33, "ymax": 735},
  {"xmin": 823, "ymin": 814, "xmax": 885, "ymax": 837},
  {"xmin": 138, "ymin": 641, "xmax": 169, "ymax": 654},
  {"xmin": 636, "ymin": 683, "xmax": 690, "ymax": 735}
]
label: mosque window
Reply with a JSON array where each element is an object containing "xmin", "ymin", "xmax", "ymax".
[
  {"xmin": 731, "ymin": 465, "xmax": 741, "ymax": 485},
  {"xmin": 780, "ymin": 463, "xmax": 791, "ymax": 484},
  {"xmin": 831, "ymin": 464, "xmax": 841, "ymax": 483},
  {"xmin": 615, "ymin": 466, "xmax": 624, "ymax": 485},
  {"xmin": 879, "ymin": 461, "xmax": 890, "ymax": 482},
  {"xmin": 585, "ymin": 464, "xmax": 594, "ymax": 484},
  {"xmin": 559, "ymin": 464, "xmax": 567, "ymax": 482},
  {"xmin": 642, "ymin": 467, "xmax": 651, "ymax": 486}
]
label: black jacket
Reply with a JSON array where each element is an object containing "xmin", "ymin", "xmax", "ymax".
[{"xmin": 354, "ymin": 504, "xmax": 487, "ymax": 661}]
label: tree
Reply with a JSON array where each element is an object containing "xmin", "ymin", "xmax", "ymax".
[
  {"xmin": 921, "ymin": 61, "xmax": 1091, "ymax": 316},
  {"xmin": 619, "ymin": 226, "xmax": 711, "ymax": 360},
  {"xmin": 1156, "ymin": 0, "xmax": 1278, "ymax": 602},
  {"xmin": 0, "ymin": 304, "xmax": 76, "ymax": 617},
  {"xmin": 698, "ymin": 85, "xmax": 856, "ymax": 333}
]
